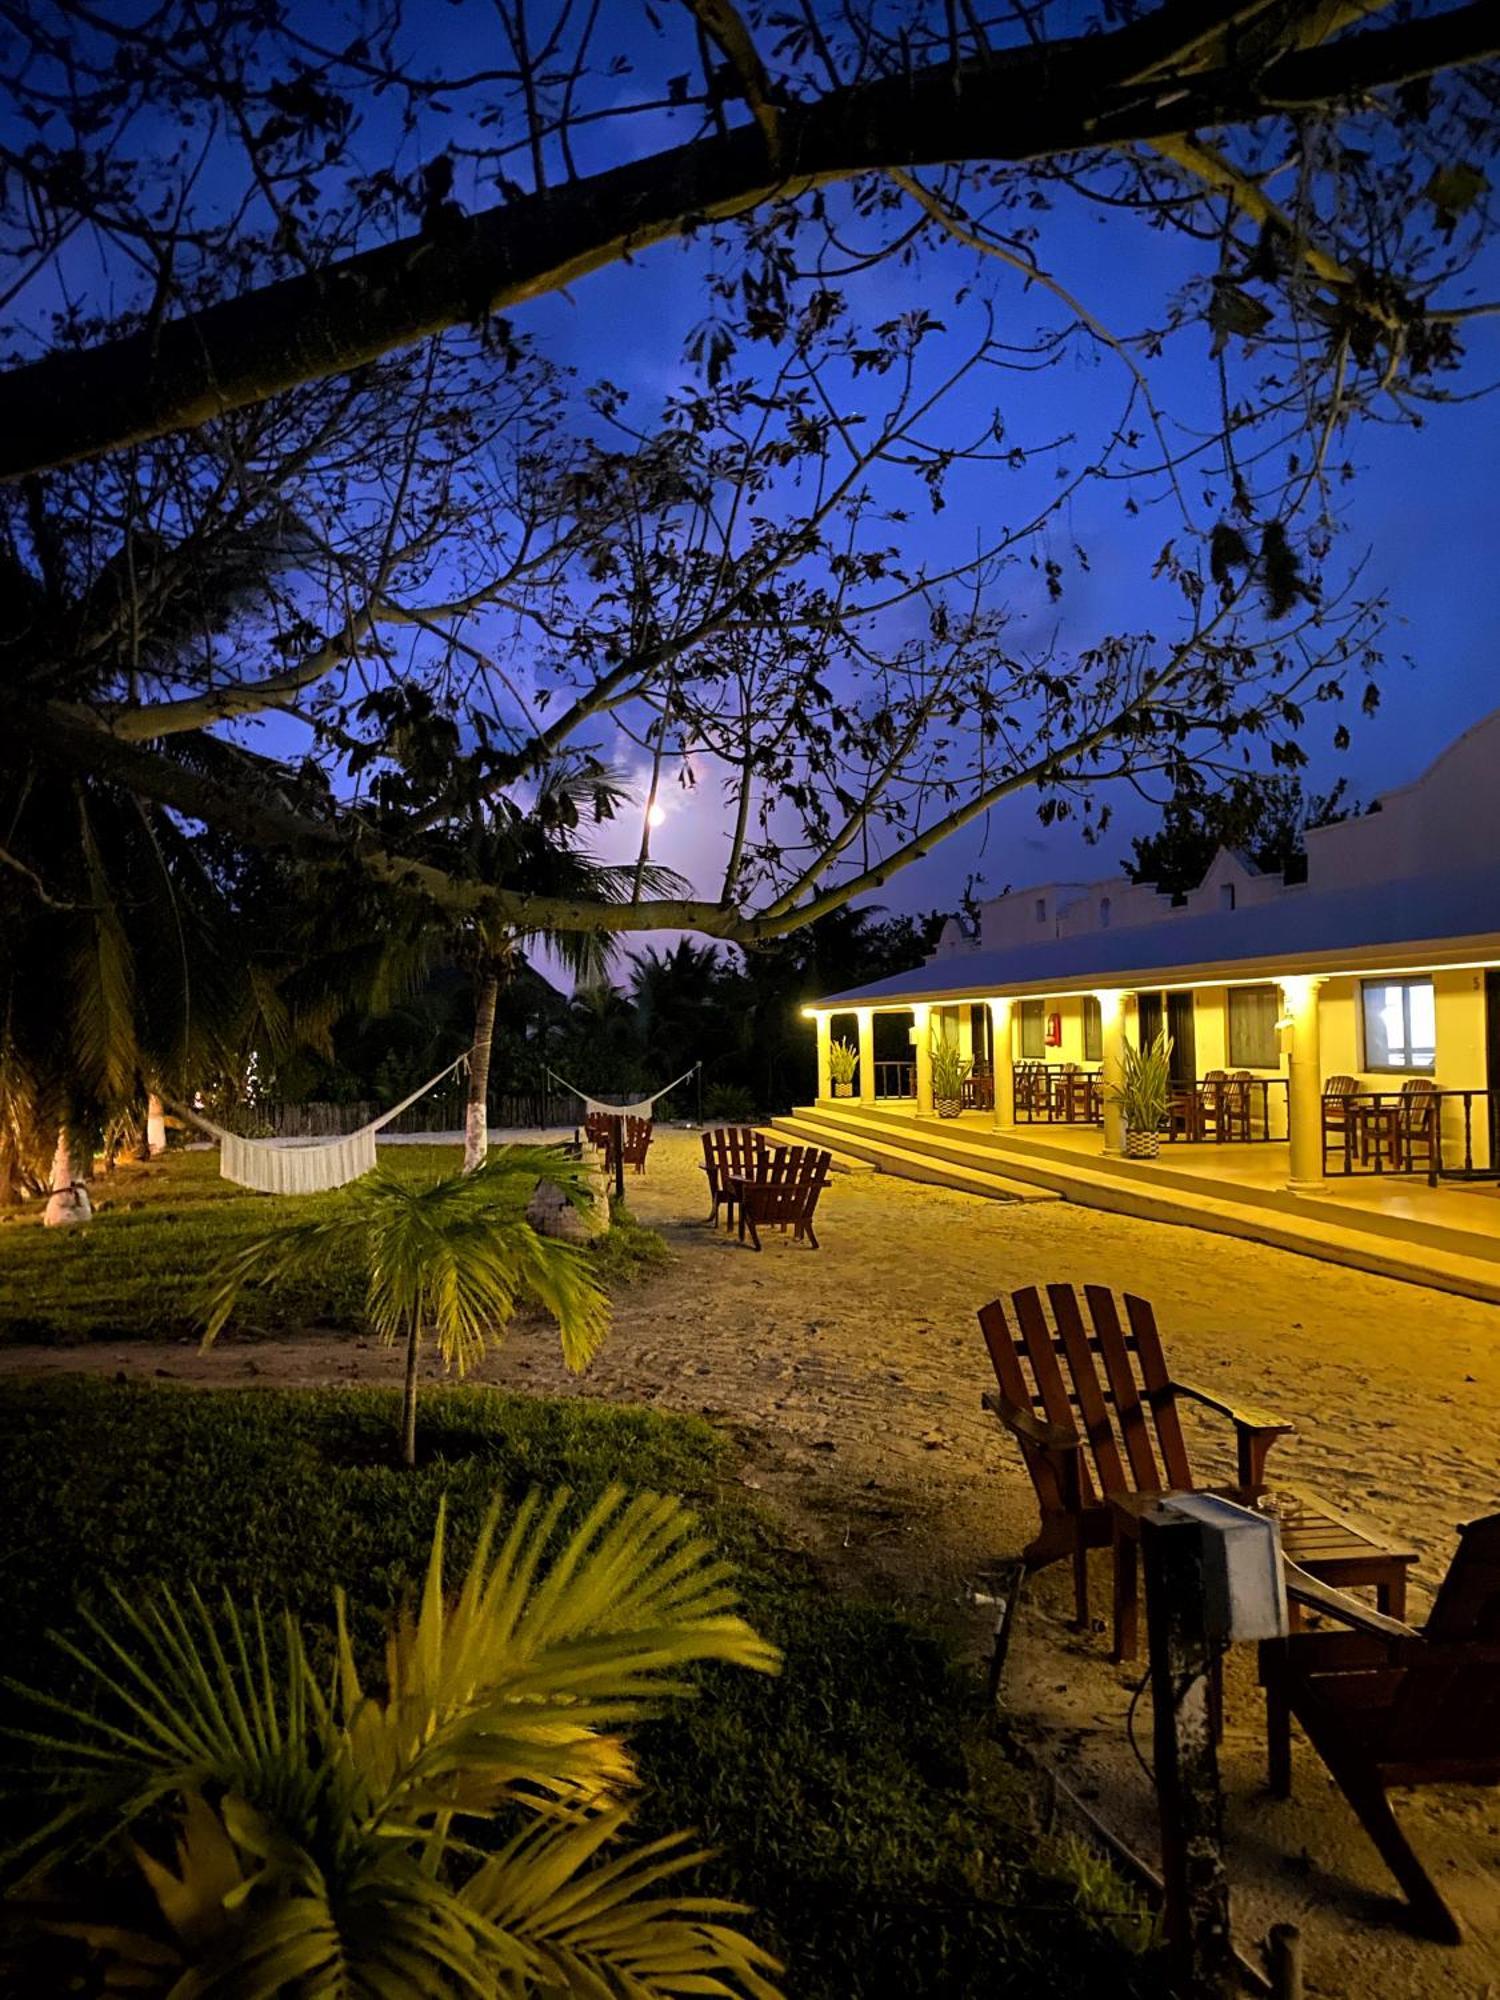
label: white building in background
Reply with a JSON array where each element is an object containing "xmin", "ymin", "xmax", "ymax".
[{"xmin": 804, "ymin": 708, "xmax": 1500, "ymax": 1193}]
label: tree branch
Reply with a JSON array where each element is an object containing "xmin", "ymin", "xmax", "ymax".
[{"xmin": 3, "ymin": 3, "xmax": 1494, "ymax": 477}]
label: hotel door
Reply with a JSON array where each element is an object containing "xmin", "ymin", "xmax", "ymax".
[
  {"xmin": 1136, "ymin": 991, "xmax": 1196, "ymax": 1085},
  {"xmin": 1166, "ymin": 991, "xmax": 1197, "ymax": 1086},
  {"xmin": 1487, "ymin": 971, "xmax": 1500, "ymax": 1099}
]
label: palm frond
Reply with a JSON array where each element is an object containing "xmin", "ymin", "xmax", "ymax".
[{"xmin": 7, "ymin": 1487, "xmax": 782, "ymax": 1997}]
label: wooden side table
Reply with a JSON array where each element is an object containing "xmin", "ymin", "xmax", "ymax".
[{"xmin": 1108, "ymin": 1487, "xmax": 1418, "ymax": 1665}]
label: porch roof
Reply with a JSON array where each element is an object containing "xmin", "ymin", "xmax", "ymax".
[{"xmin": 815, "ymin": 864, "xmax": 1500, "ymax": 1009}]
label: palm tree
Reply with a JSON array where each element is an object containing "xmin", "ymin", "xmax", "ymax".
[
  {"xmin": 203, "ymin": 1149, "xmax": 610, "ymax": 1466},
  {"xmin": 8, "ymin": 1484, "xmax": 783, "ymax": 1997}
]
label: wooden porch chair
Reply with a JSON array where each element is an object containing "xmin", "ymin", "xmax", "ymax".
[
  {"xmin": 1224, "ymin": 1070, "xmax": 1255, "ymax": 1143},
  {"xmin": 701, "ymin": 1126, "xmax": 767, "ymax": 1229},
  {"xmin": 1013, "ymin": 1061, "xmax": 1046, "ymax": 1117},
  {"xmin": 585, "ymin": 1110, "xmax": 613, "ymax": 1152},
  {"xmin": 1259, "ymin": 1513, "xmax": 1500, "ymax": 1942},
  {"xmin": 978, "ymin": 1284, "xmax": 1294, "ymax": 1638},
  {"xmin": 1192, "ymin": 1069, "xmax": 1229, "ymax": 1142},
  {"xmin": 1321, "ymin": 1074, "xmax": 1359, "ymax": 1172},
  {"xmin": 738, "ymin": 1143, "xmax": 831, "ymax": 1250},
  {"xmin": 618, "ymin": 1115, "xmax": 652, "ymax": 1174},
  {"xmin": 1397, "ymin": 1076, "xmax": 1439, "ymax": 1175}
]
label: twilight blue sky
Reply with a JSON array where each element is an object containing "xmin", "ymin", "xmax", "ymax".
[{"xmin": 10, "ymin": 2, "xmax": 1498, "ymax": 937}]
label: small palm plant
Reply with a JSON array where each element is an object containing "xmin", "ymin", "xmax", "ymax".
[
  {"xmin": 928, "ymin": 1035, "xmax": 973, "ymax": 1118},
  {"xmin": 826, "ymin": 1037, "xmax": 858, "ymax": 1096},
  {"xmin": 6, "ymin": 1485, "xmax": 784, "ymax": 1997},
  {"xmin": 202, "ymin": 1148, "xmax": 609, "ymax": 1466},
  {"xmin": 1109, "ymin": 1031, "xmax": 1174, "ymax": 1158}
]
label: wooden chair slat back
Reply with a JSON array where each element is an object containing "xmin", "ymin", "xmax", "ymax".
[
  {"xmin": 708, "ymin": 1125, "xmax": 763, "ymax": 1187},
  {"xmin": 1119, "ymin": 1290, "xmax": 1195, "ymax": 1490},
  {"xmin": 1046, "ymin": 1284, "xmax": 1131, "ymax": 1496},
  {"xmin": 1398, "ymin": 1076, "xmax": 1437, "ymax": 1134},
  {"xmin": 1324, "ymin": 1075, "xmax": 1357, "ymax": 1098},
  {"xmin": 978, "ymin": 1295, "xmax": 1081, "ymax": 1518},
  {"xmin": 1079, "ymin": 1286, "xmax": 1165, "ymax": 1493},
  {"xmin": 1009, "ymin": 1287, "xmax": 1102, "ymax": 1510}
]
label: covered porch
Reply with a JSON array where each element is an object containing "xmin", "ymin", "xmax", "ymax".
[{"xmin": 811, "ymin": 964, "xmax": 1500, "ymax": 1196}]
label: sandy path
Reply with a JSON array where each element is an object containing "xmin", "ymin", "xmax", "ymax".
[{"xmin": 6, "ymin": 1131, "xmax": 1499, "ymax": 1995}]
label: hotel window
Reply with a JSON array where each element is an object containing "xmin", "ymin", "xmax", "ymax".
[
  {"xmin": 1227, "ymin": 985, "xmax": 1279, "ymax": 1069},
  {"xmin": 1082, "ymin": 996, "xmax": 1103, "ymax": 1063},
  {"xmin": 1019, "ymin": 1000, "xmax": 1045, "ymax": 1059},
  {"xmin": 1361, "ymin": 978, "xmax": 1436, "ymax": 1072},
  {"xmin": 1034, "ymin": 897, "xmax": 1048, "ymax": 925}
]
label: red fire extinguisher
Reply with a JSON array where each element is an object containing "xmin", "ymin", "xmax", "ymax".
[{"xmin": 1045, "ymin": 1012, "xmax": 1062, "ymax": 1047}]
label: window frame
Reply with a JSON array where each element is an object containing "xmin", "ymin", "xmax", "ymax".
[
  {"xmin": 1018, "ymin": 999, "xmax": 1045, "ymax": 1060},
  {"xmin": 1360, "ymin": 977, "xmax": 1436, "ymax": 1075},
  {"xmin": 1081, "ymin": 996, "xmax": 1103, "ymax": 1063},
  {"xmin": 1226, "ymin": 984, "xmax": 1280, "ymax": 1070}
]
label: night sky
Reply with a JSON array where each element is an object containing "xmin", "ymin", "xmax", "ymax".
[{"xmin": 14, "ymin": 4, "xmax": 1500, "ymax": 939}]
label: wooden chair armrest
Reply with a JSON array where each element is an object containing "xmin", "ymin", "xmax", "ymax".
[
  {"xmin": 981, "ymin": 1389, "xmax": 1080, "ymax": 1455},
  {"xmin": 1172, "ymin": 1379, "xmax": 1295, "ymax": 1437},
  {"xmin": 1282, "ymin": 1563, "xmax": 1419, "ymax": 1641}
]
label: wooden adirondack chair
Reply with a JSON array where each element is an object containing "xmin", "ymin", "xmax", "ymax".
[
  {"xmin": 1259, "ymin": 1512, "xmax": 1500, "ymax": 1942},
  {"xmin": 978, "ymin": 1284, "xmax": 1294, "ymax": 1639},
  {"xmin": 618, "ymin": 1115, "xmax": 652, "ymax": 1174},
  {"xmin": 701, "ymin": 1126, "xmax": 767, "ymax": 1229},
  {"xmin": 737, "ymin": 1143, "xmax": 831, "ymax": 1250}
]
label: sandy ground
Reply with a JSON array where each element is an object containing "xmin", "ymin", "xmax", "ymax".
[{"xmin": 5, "ymin": 1130, "xmax": 1500, "ymax": 1996}]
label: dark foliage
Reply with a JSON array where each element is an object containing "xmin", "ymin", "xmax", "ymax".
[{"xmin": 0, "ymin": 1380, "xmax": 1166, "ymax": 1997}]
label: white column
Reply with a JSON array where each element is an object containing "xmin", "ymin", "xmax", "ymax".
[
  {"xmin": 989, "ymin": 998, "xmax": 1015, "ymax": 1129},
  {"xmin": 1098, "ymin": 989, "xmax": 1128, "ymax": 1156},
  {"xmin": 957, "ymin": 1006, "xmax": 974, "ymax": 1063},
  {"xmin": 913, "ymin": 1003, "xmax": 934, "ymax": 1116},
  {"xmin": 856, "ymin": 1007, "xmax": 876, "ymax": 1107},
  {"xmin": 1282, "ymin": 976, "xmax": 1326, "ymax": 1190},
  {"xmin": 815, "ymin": 1012, "xmax": 832, "ymax": 1103},
  {"xmin": 146, "ymin": 1092, "xmax": 167, "ymax": 1157}
]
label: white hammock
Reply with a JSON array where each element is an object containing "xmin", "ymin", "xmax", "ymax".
[
  {"xmin": 544, "ymin": 1062, "xmax": 701, "ymax": 1124},
  {"xmin": 171, "ymin": 1053, "xmax": 471, "ymax": 1195}
]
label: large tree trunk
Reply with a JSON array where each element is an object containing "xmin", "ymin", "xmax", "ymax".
[
  {"xmin": 43, "ymin": 1125, "xmax": 92, "ymax": 1227},
  {"xmin": 463, "ymin": 964, "xmax": 500, "ymax": 1173}
]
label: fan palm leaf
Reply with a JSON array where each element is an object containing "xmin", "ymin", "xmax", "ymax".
[
  {"xmin": 201, "ymin": 1150, "xmax": 610, "ymax": 1463},
  {"xmin": 6, "ymin": 1488, "xmax": 782, "ymax": 1998}
]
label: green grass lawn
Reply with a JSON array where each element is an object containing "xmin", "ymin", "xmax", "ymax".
[
  {"xmin": 0, "ymin": 1147, "xmax": 668, "ymax": 1342},
  {"xmin": 0, "ymin": 1380, "xmax": 1164, "ymax": 1997}
]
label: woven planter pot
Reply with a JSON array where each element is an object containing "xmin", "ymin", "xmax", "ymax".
[
  {"xmin": 1124, "ymin": 1128, "xmax": 1161, "ymax": 1160},
  {"xmin": 832, "ymin": 1081, "xmax": 854, "ymax": 1098},
  {"xmin": 935, "ymin": 1094, "xmax": 963, "ymax": 1120}
]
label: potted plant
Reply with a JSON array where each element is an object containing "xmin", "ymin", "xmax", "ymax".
[
  {"xmin": 828, "ymin": 1037, "xmax": 859, "ymax": 1098},
  {"xmin": 1110, "ymin": 1030, "xmax": 1173, "ymax": 1158},
  {"xmin": 929, "ymin": 1035, "xmax": 973, "ymax": 1119}
]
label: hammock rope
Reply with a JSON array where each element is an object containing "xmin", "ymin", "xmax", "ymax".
[
  {"xmin": 543, "ymin": 1061, "xmax": 701, "ymax": 1124},
  {"xmin": 169, "ymin": 1051, "xmax": 471, "ymax": 1195}
]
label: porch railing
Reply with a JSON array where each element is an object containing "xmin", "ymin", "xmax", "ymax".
[
  {"xmin": 1324, "ymin": 1087, "xmax": 1499, "ymax": 1185},
  {"xmin": 1165, "ymin": 1075, "xmax": 1287, "ymax": 1144},
  {"xmin": 873, "ymin": 1060, "xmax": 915, "ymax": 1099},
  {"xmin": 1012, "ymin": 1063, "xmax": 1102, "ymax": 1126}
]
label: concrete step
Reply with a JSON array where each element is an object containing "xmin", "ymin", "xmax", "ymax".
[
  {"xmin": 786, "ymin": 1102, "xmax": 1500, "ymax": 1307},
  {"xmin": 755, "ymin": 1122, "xmax": 875, "ymax": 1176},
  {"xmin": 771, "ymin": 1112, "xmax": 1060, "ymax": 1204}
]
